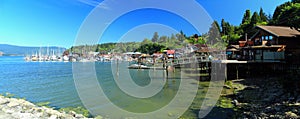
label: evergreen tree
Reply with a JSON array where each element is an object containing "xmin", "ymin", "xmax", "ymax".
[
  {"xmin": 259, "ymin": 7, "xmax": 268, "ymax": 22},
  {"xmin": 158, "ymin": 36, "xmax": 168, "ymax": 43},
  {"xmin": 221, "ymin": 19, "xmax": 232, "ymax": 36},
  {"xmin": 242, "ymin": 10, "xmax": 251, "ymax": 24},
  {"xmin": 250, "ymin": 12, "xmax": 260, "ymax": 25},
  {"xmin": 151, "ymin": 32, "xmax": 159, "ymax": 42},
  {"xmin": 213, "ymin": 20, "xmax": 221, "ymax": 33},
  {"xmin": 221, "ymin": 19, "xmax": 226, "ymax": 35}
]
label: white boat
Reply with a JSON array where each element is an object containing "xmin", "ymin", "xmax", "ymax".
[
  {"xmin": 128, "ymin": 64, "xmax": 150, "ymax": 69},
  {"xmin": 50, "ymin": 55, "xmax": 57, "ymax": 61},
  {"xmin": 63, "ymin": 55, "xmax": 69, "ymax": 61},
  {"xmin": 31, "ymin": 56, "xmax": 38, "ymax": 61}
]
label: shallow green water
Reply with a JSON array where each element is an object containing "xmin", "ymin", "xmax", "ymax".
[{"xmin": 0, "ymin": 56, "xmax": 218, "ymax": 118}]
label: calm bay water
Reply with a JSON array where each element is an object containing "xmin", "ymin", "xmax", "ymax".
[
  {"xmin": 0, "ymin": 56, "xmax": 183, "ymax": 111},
  {"xmin": 0, "ymin": 56, "xmax": 81, "ymax": 108}
]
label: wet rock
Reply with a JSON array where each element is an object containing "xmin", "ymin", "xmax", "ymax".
[
  {"xmin": 250, "ymin": 114, "xmax": 258, "ymax": 119},
  {"xmin": 293, "ymin": 103, "xmax": 300, "ymax": 106},
  {"xmin": 274, "ymin": 107, "xmax": 281, "ymax": 112},
  {"xmin": 244, "ymin": 86, "xmax": 256, "ymax": 90},
  {"xmin": 264, "ymin": 106, "xmax": 273, "ymax": 113},
  {"xmin": 231, "ymin": 99, "xmax": 239, "ymax": 106},
  {"xmin": 224, "ymin": 85, "xmax": 231, "ymax": 89},
  {"xmin": 296, "ymin": 99, "xmax": 300, "ymax": 103},
  {"xmin": 285, "ymin": 111, "xmax": 298, "ymax": 119}
]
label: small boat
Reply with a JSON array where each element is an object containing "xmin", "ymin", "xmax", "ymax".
[
  {"xmin": 63, "ymin": 55, "xmax": 69, "ymax": 62},
  {"xmin": 128, "ymin": 64, "xmax": 150, "ymax": 69},
  {"xmin": 31, "ymin": 56, "xmax": 38, "ymax": 61}
]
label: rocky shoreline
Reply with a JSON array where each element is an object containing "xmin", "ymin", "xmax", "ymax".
[
  {"xmin": 0, "ymin": 95, "xmax": 95, "ymax": 119},
  {"xmin": 225, "ymin": 75, "xmax": 300, "ymax": 119}
]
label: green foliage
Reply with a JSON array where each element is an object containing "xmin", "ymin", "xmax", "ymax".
[
  {"xmin": 214, "ymin": 20, "xmax": 221, "ymax": 33},
  {"xmin": 141, "ymin": 38, "xmax": 152, "ymax": 45},
  {"xmin": 229, "ymin": 34, "xmax": 241, "ymax": 42},
  {"xmin": 68, "ymin": 31, "xmax": 187, "ymax": 54},
  {"xmin": 2, "ymin": 92, "xmax": 15, "ymax": 98},
  {"xmin": 96, "ymin": 43, "xmax": 117, "ymax": 53},
  {"xmin": 242, "ymin": 10, "xmax": 251, "ymax": 24},
  {"xmin": 217, "ymin": 97, "xmax": 234, "ymax": 108},
  {"xmin": 36, "ymin": 102, "xmax": 51, "ymax": 108},
  {"xmin": 151, "ymin": 32, "xmax": 159, "ymax": 42},
  {"xmin": 259, "ymin": 7, "xmax": 268, "ymax": 22},
  {"xmin": 250, "ymin": 12, "xmax": 260, "ymax": 25},
  {"xmin": 136, "ymin": 43, "xmax": 166, "ymax": 55},
  {"xmin": 270, "ymin": 1, "xmax": 300, "ymax": 29},
  {"xmin": 213, "ymin": 19, "xmax": 241, "ymax": 44},
  {"xmin": 59, "ymin": 106, "xmax": 91, "ymax": 117}
]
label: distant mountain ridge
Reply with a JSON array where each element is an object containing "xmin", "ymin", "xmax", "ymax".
[{"xmin": 0, "ymin": 44, "xmax": 66, "ymax": 56}]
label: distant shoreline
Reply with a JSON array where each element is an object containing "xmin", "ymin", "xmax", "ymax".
[{"xmin": 0, "ymin": 54, "xmax": 24, "ymax": 57}]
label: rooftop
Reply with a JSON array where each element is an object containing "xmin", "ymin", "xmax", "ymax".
[{"xmin": 256, "ymin": 26, "xmax": 300, "ymax": 37}]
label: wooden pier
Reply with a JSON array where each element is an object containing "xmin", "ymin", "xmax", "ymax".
[{"xmin": 161, "ymin": 56, "xmax": 293, "ymax": 81}]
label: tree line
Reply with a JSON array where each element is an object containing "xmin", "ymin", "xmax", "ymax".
[
  {"xmin": 68, "ymin": 1, "xmax": 300, "ymax": 55},
  {"xmin": 213, "ymin": 0, "xmax": 300, "ymax": 45}
]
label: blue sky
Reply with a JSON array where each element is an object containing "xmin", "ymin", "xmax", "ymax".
[{"xmin": 0, "ymin": 0, "xmax": 288, "ymax": 48}]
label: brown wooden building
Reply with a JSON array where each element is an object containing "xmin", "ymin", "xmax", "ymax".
[{"xmin": 235, "ymin": 25, "xmax": 300, "ymax": 63}]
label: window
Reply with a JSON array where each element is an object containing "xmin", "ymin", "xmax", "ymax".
[{"xmin": 269, "ymin": 36, "xmax": 273, "ymax": 40}]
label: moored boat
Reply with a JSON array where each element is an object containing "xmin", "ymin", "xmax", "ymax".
[{"xmin": 128, "ymin": 64, "xmax": 150, "ymax": 69}]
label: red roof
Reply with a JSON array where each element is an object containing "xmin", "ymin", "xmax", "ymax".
[{"xmin": 167, "ymin": 50, "xmax": 175, "ymax": 54}]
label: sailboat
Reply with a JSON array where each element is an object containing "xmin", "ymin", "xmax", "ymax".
[
  {"xmin": 51, "ymin": 50, "xmax": 58, "ymax": 61},
  {"xmin": 31, "ymin": 51, "xmax": 38, "ymax": 61}
]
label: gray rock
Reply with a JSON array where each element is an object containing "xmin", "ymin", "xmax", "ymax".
[
  {"xmin": 69, "ymin": 111, "xmax": 77, "ymax": 117},
  {"xmin": 0, "ymin": 98, "xmax": 9, "ymax": 105},
  {"xmin": 0, "ymin": 96, "xmax": 91, "ymax": 119},
  {"xmin": 19, "ymin": 113, "xmax": 34, "ymax": 119},
  {"xmin": 76, "ymin": 114, "xmax": 85, "ymax": 118},
  {"xmin": 264, "ymin": 106, "xmax": 273, "ymax": 113},
  {"xmin": 7, "ymin": 101, "xmax": 19, "ymax": 107},
  {"xmin": 275, "ymin": 107, "xmax": 281, "ymax": 112},
  {"xmin": 49, "ymin": 114, "xmax": 58, "ymax": 119},
  {"xmin": 285, "ymin": 112, "xmax": 298, "ymax": 119},
  {"xmin": 11, "ymin": 112, "xmax": 21, "ymax": 118},
  {"xmin": 224, "ymin": 85, "xmax": 231, "ymax": 89},
  {"xmin": 5, "ymin": 109, "xmax": 15, "ymax": 114},
  {"xmin": 231, "ymin": 99, "xmax": 239, "ymax": 106}
]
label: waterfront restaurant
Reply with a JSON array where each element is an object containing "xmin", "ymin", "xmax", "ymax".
[{"xmin": 237, "ymin": 25, "xmax": 300, "ymax": 63}]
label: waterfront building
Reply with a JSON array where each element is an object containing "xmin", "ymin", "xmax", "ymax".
[{"xmin": 227, "ymin": 25, "xmax": 300, "ymax": 63}]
